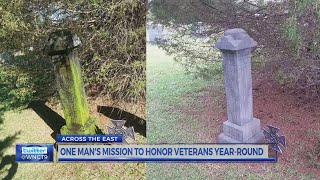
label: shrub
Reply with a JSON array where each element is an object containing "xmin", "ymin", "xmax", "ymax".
[{"xmin": 0, "ymin": 0, "xmax": 146, "ymax": 109}]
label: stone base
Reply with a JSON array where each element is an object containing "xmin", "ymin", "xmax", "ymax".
[
  {"xmin": 218, "ymin": 131, "xmax": 265, "ymax": 143},
  {"xmin": 218, "ymin": 118, "xmax": 265, "ymax": 143},
  {"xmin": 60, "ymin": 117, "xmax": 96, "ymax": 135}
]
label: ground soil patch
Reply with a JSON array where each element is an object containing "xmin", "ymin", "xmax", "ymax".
[{"xmin": 175, "ymin": 73, "xmax": 320, "ymax": 176}]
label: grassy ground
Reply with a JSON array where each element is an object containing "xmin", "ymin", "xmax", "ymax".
[
  {"xmin": 146, "ymin": 44, "xmax": 217, "ymax": 179},
  {"xmin": 146, "ymin": 44, "xmax": 218, "ymax": 143},
  {"xmin": 146, "ymin": 44, "xmax": 319, "ymax": 179},
  {"xmin": 0, "ymin": 99, "xmax": 146, "ymax": 180}
]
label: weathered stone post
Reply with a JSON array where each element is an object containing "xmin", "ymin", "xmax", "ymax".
[
  {"xmin": 216, "ymin": 28, "xmax": 264, "ymax": 143},
  {"xmin": 45, "ymin": 30, "xmax": 96, "ymax": 134}
]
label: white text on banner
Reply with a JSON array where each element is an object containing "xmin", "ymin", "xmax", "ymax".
[{"xmin": 57, "ymin": 144, "xmax": 274, "ymax": 162}]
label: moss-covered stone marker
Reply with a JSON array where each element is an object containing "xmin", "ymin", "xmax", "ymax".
[{"xmin": 45, "ymin": 30, "xmax": 96, "ymax": 134}]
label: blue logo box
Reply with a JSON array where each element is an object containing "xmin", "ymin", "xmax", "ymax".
[{"xmin": 16, "ymin": 144, "xmax": 54, "ymax": 162}]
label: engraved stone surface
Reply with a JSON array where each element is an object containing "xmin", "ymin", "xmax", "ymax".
[{"xmin": 216, "ymin": 28, "xmax": 264, "ymax": 143}]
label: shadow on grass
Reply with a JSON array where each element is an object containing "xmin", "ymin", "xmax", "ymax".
[
  {"xmin": 0, "ymin": 52, "xmax": 54, "ymax": 179},
  {"xmin": 28, "ymin": 101, "xmax": 104, "ymax": 138},
  {"xmin": 0, "ymin": 117, "xmax": 20, "ymax": 180},
  {"xmin": 97, "ymin": 106, "xmax": 146, "ymax": 137},
  {"xmin": 28, "ymin": 101, "xmax": 65, "ymax": 140}
]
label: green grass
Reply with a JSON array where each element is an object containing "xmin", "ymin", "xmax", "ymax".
[
  {"xmin": 147, "ymin": 44, "xmax": 216, "ymax": 179},
  {"xmin": 147, "ymin": 44, "xmax": 215, "ymax": 143},
  {"xmin": 0, "ymin": 108, "xmax": 146, "ymax": 180}
]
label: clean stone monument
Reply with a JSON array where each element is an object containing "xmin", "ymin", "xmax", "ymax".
[
  {"xmin": 45, "ymin": 30, "xmax": 96, "ymax": 134},
  {"xmin": 216, "ymin": 28, "xmax": 264, "ymax": 143}
]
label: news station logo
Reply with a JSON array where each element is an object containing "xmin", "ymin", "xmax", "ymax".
[{"xmin": 16, "ymin": 144, "xmax": 54, "ymax": 162}]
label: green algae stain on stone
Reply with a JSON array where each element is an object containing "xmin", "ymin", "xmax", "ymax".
[
  {"xmin": 69, "ymin": 52, "xmax": 90, "ymax": 126},
  {"xmin": 45, "ymin": 30, "xmax": 96, "ymax": 135}
]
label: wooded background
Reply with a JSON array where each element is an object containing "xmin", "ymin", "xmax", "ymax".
[
  {"xmin": 150, "ymin": 0, "xmax": 320, "ymax": 101},
  {"xmin": 0, "ymin": 0, "xmax": 146, "ymax": 111}
]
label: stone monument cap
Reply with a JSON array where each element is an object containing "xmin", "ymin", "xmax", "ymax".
[
  {"xmin": 45, "ymin": 29, "xmax": 81, "ymax": 56},
  {"xmin": 215, "ymin": 28, "xmax": 257, "ymax": 51}
]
